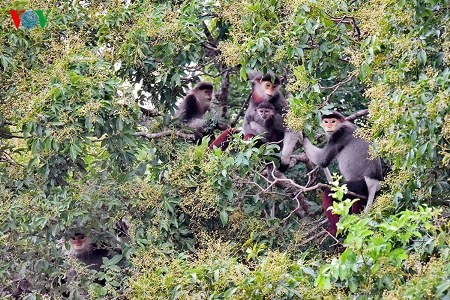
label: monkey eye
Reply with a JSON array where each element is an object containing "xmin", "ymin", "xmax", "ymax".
[
  {"xmin": 73, "ymin": 233, "xmax": 85, "ymax": 240},
  {"xmin": 331, "ymin": 120, "xmax": 336, "ymax": 123}
]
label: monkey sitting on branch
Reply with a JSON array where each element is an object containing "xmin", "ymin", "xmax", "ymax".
[
  {"xmin": 300, "ymin": 111, "xmax": 383, "ymax": 236},
  {"xmin": 176, "ymin": 82, "xmax": 214, "ymax": 130}
]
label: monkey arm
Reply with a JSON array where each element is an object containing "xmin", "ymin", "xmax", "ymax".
[
  {"xmin": 183, "ymin": 95, "xmax": 200, "ymax": 120},
  {"xmin": 272, "ymin": 114, "xmax": 285, "ymax": 131},
  {"xmin": 268, "ymin": 93, "xmax": 288, "ymax": 113},
  {"xmin": 279, "ymin": 131, "xmax": 300, "ymax": 170},
  {"xmin": 243, "ymin": 107, "xmax": 259, "ymax": 136},
  {"xmin": 302, "ymin": 137, "xmax": 337, "ymax": 168}
]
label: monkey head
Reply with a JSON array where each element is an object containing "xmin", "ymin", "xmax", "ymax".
[
  {"xmin": 69, "ymin": 233, "xmax": 91, "ymax": 253},
  {"xmin": 192, "ymin": 82, "xmax": 214, "ymax": 102},
  {"xmin": 251, "ymin": 72, "xmax": 281, "ymax": 102},
  {"xmin": 256, "ymin": 102, "xmax": 276, "ymax": 120},
  {"xmin": 321, "ymin": 111, "xmax": 346, "ymax": 135}
]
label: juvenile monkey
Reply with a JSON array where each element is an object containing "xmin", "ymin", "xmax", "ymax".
[
  {"xmin": 301, "ymin": 111, "xmax": 382, "ymax": 235},
  {"xmin": 176, "ymin": 82, "xmax": 214, "ymax": 129},
  {"xmin": 248, "ymin": 102, "xmax": 285, "ymax": 142}
]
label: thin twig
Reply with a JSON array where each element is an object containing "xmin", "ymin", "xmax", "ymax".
[
  {"xmin": 320, "ymin": 230, "xmax": 343, "ymax": 246},
  {"xmin": 298, "ymin": 218, "xmax": 328, "ymax": 240},
  {"xmin": 320, "ymin": 74, "xmax": 355, "ymax": 107},
  {"xmin": 230, "ymin": 93, "xmax": 252, "ymax": 127},
  {"xmin": 282, "ymin": 191, "xmax": 303, "ymax": 222},
  {"xmin": 135, "ymin": 131, "xmax": 196, "ymax": 140},
  {"xmin": 300, "ymin": 230, "xmax": 328, "ymax": 245}
]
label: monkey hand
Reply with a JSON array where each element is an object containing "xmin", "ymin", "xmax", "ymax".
[
  {"xmin": 278, "ymin": 155, "xmax": 291, "ymax": 172},
  {"xmin": 298, "ymin": 131, "xmax": 305, "ymax": 144}
]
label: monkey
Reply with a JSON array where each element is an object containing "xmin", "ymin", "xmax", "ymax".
[
  {"xmin": 242, "ymin": 72, "xmax": 287, "ymax": 139},
  {"xmin": 300, "ymin": 111, "xmax": 383, "ymax": 236},
  {"xmin": 248, "ymin": 101, "xmax": 285, "ymax": 142},
  {"xmin": 209, "ymin": 72, "xmax": 299, "ymax": 171},
  {"xmin": 176, "ymin": 82, "xmax": 214, "ymax": 130},
  {"xmin": 243, "ymin": 72, "xmax": 299, "ymax": 171},
  {"xmin": 67, "ymin": 233, "xmax": 111, "ymax": 271},
  {"xmin": 209, "ymin": 72, "xmax": 285, "ymax": 150}
]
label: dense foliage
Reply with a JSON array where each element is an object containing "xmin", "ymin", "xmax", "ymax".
[{"xmin": 0, "ymin": 0, "xmax": 449, "ymax": 299}]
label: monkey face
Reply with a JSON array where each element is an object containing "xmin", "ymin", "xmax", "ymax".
[
  {"xmin": 200, "ymin": 89, "xmax": 213, "ymax": 101},
  {"xmin": 261, "ymin": 80, "xmax": 276, "ymax": 97},
  {"xmin": 321, "ymin": 118, "xmax": 340, "ymax": 133},
  {"xmin": 257, "ymin": 108, "xmax": 274, "ymax": 120},
  {"xmin": 69, "ymin": 233, "xmax": 90, "ymax": 250}
]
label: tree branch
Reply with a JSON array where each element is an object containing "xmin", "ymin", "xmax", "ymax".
[
  {"xmin": 320, "ymin": 73, "xmax": 355, "ymax": 107},
  {"xmin": 230, "ymin": 93, "xmax": 251, "ymax": 127},
  {"xmin": 325, "ymin": 13, "xmax": 361, "ymax": 40},
  {"xmin": 135, "ymin": 130, "xmax": 196, "ymax": 140},
  {"xmin": 217, "ymin": 66, "xmax": 230, "ymax": 118},
  {"xmin": 345, "ymin": 109, "xmax": 369, "ymax": 122}
]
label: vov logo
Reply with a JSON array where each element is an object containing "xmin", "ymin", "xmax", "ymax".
[{"xmin": 9, "ymin": 10, "xmax": 50, "ymax": 29}]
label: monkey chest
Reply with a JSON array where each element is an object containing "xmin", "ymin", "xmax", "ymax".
[{"xmin": 336, "ymin": 146, "xmax": 370, "ymax": 181}]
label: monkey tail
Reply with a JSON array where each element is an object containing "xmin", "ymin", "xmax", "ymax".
[
  {"xmin": 208, "ymin": 128, "xmax": 240, "ymax": 150},
  {"xmin": 322, "ymin": 188, "xmax": 339, "ymax": 236}
]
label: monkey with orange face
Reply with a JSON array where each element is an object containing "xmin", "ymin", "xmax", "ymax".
[
  {"xmin": 301, "ymin": 111, "xmax": 383, "ymax": 235},
  {"xmin": 209, "ymin": 72, "xmax": 298, "ymax": 172},
  {"xmin": 243, "ymin": 72, "xmax": 299, "ymax": 171},
  {"xmin": 242, "ymin": 72, "xmax": 287, "ymax": 140}
]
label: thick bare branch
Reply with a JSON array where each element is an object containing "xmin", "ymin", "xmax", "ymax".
[
  {"xmin": 217, "ymin": 66, "xmax": 230, "ymax": 118},
  {"xmin": 346, "ymin": 109, "xmax": 369, "ymax": 121}
]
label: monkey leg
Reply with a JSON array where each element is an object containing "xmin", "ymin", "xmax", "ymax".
[
  {"xmin": 208, "ymin": 128, "xmax": 240, "ymax": 150},
  {"xmin": 322, "ymin": 188, "xmax": 339, "ymax": 236},
  {"xmin": 277, "ymin": 131, "xmax": 299, "ymax": 172},
  {"xmin": 363, "ymin": 177, "xmax": 381, "ymax": 213},
  {"xmin": 243, "ymin": 133, "xmax": 255, "ymax": 141},
  {"xmin": 346, "ymin": 180, "xmax": 369, "ymax": 214}
]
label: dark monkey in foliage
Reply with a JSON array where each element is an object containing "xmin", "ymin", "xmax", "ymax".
[
  {"xmin": 176, "ymin": 82, "xmax": 214, "ymax": 129},
  {"xmin": 67, "ymin": 233, "xmax": 111, "ymax": 271},
  {"xmin": 301, "ymin": 111, "xmax": 382, "ymax": 236}
]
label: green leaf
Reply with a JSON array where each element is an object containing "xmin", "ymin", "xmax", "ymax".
[
  {"xmin": 418, "ymin": 49, "xmax": 427, "ymax": 65},
  {"xmin": 104, "ymin": 254, "xmax": 123, "ymax": 266},
  {"xmin": 219, "ymin": 209, "xmax": 228, "ymax": 225},
  {"xmin": 437, "ymin": 280, "xmax": 450, "ymax": 296}
]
